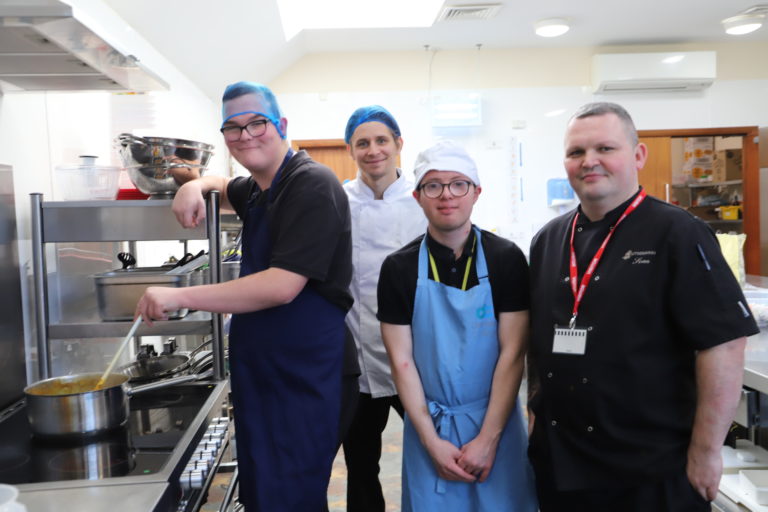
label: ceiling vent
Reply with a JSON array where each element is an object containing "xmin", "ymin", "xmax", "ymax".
[
  {"xmin": 592, "ymin": 51, "xmax": 717, "ymax": 94},
  {"xmin": 437, "ymin": 4, "xmax": 502, "ymax": 22}
]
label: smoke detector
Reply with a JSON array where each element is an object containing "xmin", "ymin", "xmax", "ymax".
[{"xmin": 436, "ymin": 4, "xmax": 502, "ymax": 22}]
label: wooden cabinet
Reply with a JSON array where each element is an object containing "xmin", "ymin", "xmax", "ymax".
[{"xmin": 638, "ymin": 127, "xmax": 761, "ymax": 276}]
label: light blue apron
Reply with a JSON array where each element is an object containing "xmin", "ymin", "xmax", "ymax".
[{"xmin": 402, "ymin": 228, "xmax": 538, "ymax": 511}]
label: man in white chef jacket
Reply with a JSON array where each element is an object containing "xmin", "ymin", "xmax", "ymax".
[{"xmin": 341, "ymin": 105, "xmax": 426, "ymax": 511}]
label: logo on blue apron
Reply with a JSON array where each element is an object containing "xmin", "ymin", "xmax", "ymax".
[{"xmin": 476, "ymin": 304, "xmax": 488, "ymax": 319}]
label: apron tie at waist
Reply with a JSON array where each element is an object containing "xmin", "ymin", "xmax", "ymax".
[{"xmin": 427, "ymin": 397, "xmax": 489, "ymax": 494}]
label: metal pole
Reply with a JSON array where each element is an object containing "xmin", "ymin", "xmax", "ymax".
[
  {"xmin": 207, "ymin": 191, "xmax": 226, "ymax": 380},
  {"xmin": 30, "ymin": 193, "xmax": 50, "ymax": 380}
]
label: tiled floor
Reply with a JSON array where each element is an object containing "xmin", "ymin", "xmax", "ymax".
[{"xmin": 328, "ymin": 413, "xmax": 404, "ymax": 511}]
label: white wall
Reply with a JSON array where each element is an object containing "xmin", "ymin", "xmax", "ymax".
[{"xmin": 279, "ymin": 79, "xmax": 768, "ymax": 252}]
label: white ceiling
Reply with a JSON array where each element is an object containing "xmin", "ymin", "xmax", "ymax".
[{"xmin": 103, "ymin": 0, "xmax": 768, "ymax": 101}]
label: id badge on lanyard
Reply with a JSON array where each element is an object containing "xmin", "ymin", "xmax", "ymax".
[
  {"xmin": 553, "ymin": 324, "xmax": 588, "ymax": 355},
  {"xmin": 552, "ymin": 190, "xmax": 647, "ymax": 356}
]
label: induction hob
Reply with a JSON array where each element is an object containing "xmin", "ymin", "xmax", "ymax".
[{"xmin": 0, "ymin": 380, "xmax": 230, "ymax": 512}]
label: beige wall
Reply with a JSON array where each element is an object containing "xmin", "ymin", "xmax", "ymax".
[
  {"xmin": 272, "ymin": 41, "xmax": 768, "ymax": 168},
  {"xmin": 271, "ymin": 41, "xmax": 768, "ymax": 93}
]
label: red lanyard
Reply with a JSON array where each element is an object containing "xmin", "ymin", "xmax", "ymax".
[{"xmin": 568, "ymin": 190, "xmax": 647, "ymax": 327}]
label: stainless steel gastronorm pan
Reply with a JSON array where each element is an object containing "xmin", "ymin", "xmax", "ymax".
[{"xmin": 93, "ymin": 267, "xmax": 191, "ymax": 321}]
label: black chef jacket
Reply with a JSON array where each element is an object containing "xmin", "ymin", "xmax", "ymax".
[{"xmin": 528, "ymin": 189, "xmax": 759, "ymax": 491}]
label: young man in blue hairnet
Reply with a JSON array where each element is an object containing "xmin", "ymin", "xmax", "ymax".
[
  {"xmin": 341, "ymin": 105, "xmax": 425, "ymax": 511},
  {"xmin": 135, "ymin": 81, "xmax": 353, "ymax": 511}
]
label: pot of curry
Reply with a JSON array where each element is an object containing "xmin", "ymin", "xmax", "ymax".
[{"xmin": 24, "ymin": 370, "xmax": 211, "ymax": 438}]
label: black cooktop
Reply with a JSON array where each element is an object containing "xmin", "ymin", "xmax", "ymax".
[{"xmin": 0, "ymin": 384, "xmax": 213, "ymax": 485}]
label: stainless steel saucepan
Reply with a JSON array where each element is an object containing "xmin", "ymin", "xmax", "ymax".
[{"xmin": 24, "ymin": 370, "xmax": 212, "ymax": 438}]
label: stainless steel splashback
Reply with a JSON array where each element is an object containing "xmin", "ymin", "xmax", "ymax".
[{"xmin": 0, "ymin": 164, "xmax": 26, "ymax": 410}]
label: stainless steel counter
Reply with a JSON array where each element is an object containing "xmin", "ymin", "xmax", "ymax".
[
  {"xmin": 745, "ymin": 349, "xmax": 768, "ymax": 396},
  {"xmin": 19, "ymin": 483, "xmax": 170, "ymax": 512},
  {"xmin": 15, "ymin": 380, "xmax": 230, "ymax": 512}
]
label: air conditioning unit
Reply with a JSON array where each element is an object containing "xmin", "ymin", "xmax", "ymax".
[{"xmin": 591, "ymin": 52, "xmax": 716, "ymax": 93}]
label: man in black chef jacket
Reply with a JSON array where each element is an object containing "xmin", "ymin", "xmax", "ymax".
[{"xmin": 527, "ymin": 101, "xmax": 759, "ymax": 512}]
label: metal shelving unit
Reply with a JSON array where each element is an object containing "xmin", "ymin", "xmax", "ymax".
[{"xmin": 30, "ymin": 193, "xmax": 226, "ymax": 381}]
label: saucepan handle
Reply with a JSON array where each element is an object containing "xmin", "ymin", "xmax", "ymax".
[{"xmin": 126, "ymin": 368, "xmax": 213, "ymax": 396}]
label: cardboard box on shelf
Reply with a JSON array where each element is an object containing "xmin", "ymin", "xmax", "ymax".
[
  {"xmin": 715, "ymin": 135, "xmax": 743, "ymax": 151},
  {"xmin": 682, "ymin": 137, "xmax": 714, "ymax": 182},
  {"xmin": 712, "ymin": 149, "xmax": 743, "ymax": 182}
]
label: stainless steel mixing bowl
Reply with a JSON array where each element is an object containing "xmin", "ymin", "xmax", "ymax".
[{"xmin": 116, "ymin": 133, "xmax": 215, "ymax": 198}]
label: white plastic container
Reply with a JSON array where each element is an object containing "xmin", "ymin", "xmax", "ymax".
[
  {"xmin": 740, "ymin": 469, "xmax": 768, "ymax": 505},
  {"xmin": 0, "ymin": 484, "xmax": 27, "ymax": 512},
  {"xmin": 55, "ymin": 155, "xmax": 120, "ymax": 200}
]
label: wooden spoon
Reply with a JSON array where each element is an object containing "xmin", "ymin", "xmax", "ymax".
[{"xmin": 94, "ymin": 316, "xmax": 142, "ymax": 390}]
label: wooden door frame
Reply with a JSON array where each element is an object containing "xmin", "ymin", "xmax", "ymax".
[
  {"xmin": 291, "ymin": 137, "xmax": 402, "ymax": 170},
  {"xmin": 638, "ymin": 126, "xmax": 760, "ymax": 275},
  {"xmin": 291, "ymin": 139, "xmax": 347, "ymax": 151}
]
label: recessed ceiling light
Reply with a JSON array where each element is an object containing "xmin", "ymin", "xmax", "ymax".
[
  {"xmin": 544, "ymin": 109, "xmax": 566, "ymax": 118},
  {"xmin": 534, "ymin": 18, "xmax": 570, "ymax": 38},
  {"xmin": 722, "ymin": 13, "xmax": 765, "ymax": 35},
  {"xmin": 662, "ymin": 55, "xmax": 685, "ymax": 64},
  {"xmin": 721, "ymin": 5, "xmax": 768, "ymax": 35}
]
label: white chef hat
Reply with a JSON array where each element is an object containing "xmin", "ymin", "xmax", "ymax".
[{"xmin": 413, "ymin": 140, "xmax": 480, "ymax": 189}]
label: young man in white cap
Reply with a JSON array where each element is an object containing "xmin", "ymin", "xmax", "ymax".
[{"xmin": 377, "ymin": 140, "xmax": 537, "ymax": 511}]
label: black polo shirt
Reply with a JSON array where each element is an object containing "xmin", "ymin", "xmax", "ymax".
[
  {"xmin": 227, "ymin": 150, "xmax": 353, "ymax": 313},
  {"xmin": 528, "ymin": 190, "xmax": 759, "ymax": 491},
  {"xmin": 377, "ymin": 227, "xmax": 530, "ymax": 325}
]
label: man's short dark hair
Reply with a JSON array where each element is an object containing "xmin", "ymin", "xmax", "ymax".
[{"xmin": 570, "ymin": 102, "xmax": 639, "ymax": 146}]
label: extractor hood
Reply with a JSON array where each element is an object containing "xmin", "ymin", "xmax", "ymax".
[{"xmin": 0, "ymin": 0, "xmax": 168, "ymax": 92}]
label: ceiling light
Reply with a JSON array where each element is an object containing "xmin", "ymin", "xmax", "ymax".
[
  {"xmin": 721, "ymin": 6, "xmax": 768, "ymax": 35},
  {"xmin": 544, "ymin": 109, "xmax": 566, "ymax": 118},
  {"xmin": 662, "ymin": 55, "xmax": 685, "ymax": 64},
  {"xmin": 534, "ymin": 18, "xmax": 570, "ymax": 38},
  {"xmin": 722, "ymin": 13, "xmax": 765, "ymax": 34}
]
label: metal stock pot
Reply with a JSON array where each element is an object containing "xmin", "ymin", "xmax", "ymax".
[
  {"xmin": 116, "ymin": 133, "xmax": 214, "ymax": 198},
  {"xmin": 24, "ymin": 371, "xmax": 211, "ymax": 438}
]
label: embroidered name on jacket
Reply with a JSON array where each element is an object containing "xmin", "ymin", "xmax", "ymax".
[{"xmin": 621, "ymin": 249, "xmax": 656, "ymax": 265}]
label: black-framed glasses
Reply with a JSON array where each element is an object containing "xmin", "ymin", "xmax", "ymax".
[
  {"xmin": 419, "ymin": 180, "xmax": 472, "ymax": 199},
  {"xmin": 220, "ymin": 119, "xmax": 269, "ymax": 141}
]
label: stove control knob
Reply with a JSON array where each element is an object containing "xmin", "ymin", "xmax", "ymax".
[
  {"xmin": 193, "ymin": 448, "xmax": 216, "ymax": 465},
  {"xmin": 207, "ymin": 424, "xmax": 227, "ymax": 435},
  {"xmin": 185, "ymin": 460, "xmax": 209, "ymax": 479},
  {"xmin": 193, "ymin": 457, "xmax": 212, "ymax": 471},
  {"xmin": 180, "ymin": 469, "xmax": 204, "ymax": 491},
  {"xmin": 197, "ymin": 441, "xmax": 219, "ymax": 457},
  {"xmin": 201, "ymin": 434, "xmax": 223, "ymax": 447}
]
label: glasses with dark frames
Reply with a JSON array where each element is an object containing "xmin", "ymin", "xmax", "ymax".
[
  {"xmin": 220, "ymin": 119, "xmax": 269, "ymax": 141},
  {"xmin": 419, "ymin": 180, "xmax": 472, "ymax": 198}
]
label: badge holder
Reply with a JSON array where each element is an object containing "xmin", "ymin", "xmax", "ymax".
[{"xmin": 553, "ymin": 315, "xmax": 587, "ymax": 355}]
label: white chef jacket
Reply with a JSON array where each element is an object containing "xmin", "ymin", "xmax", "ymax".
[{"xmin": 344, "ymin": 170, "xmax": 427, "ymax": 397}]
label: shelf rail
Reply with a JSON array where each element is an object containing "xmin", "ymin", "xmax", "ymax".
[{"xmin": 30, "ymin": 192, "xmax": 226, "ymax": 381}]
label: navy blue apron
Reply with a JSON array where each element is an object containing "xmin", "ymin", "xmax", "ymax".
[{"xmin": 228, "ymin": 153, "xmax": 344, "ymax": 511}]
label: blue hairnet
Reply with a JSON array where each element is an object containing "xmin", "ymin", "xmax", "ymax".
[
  {"xmin": 221, "ymin": 81, "xmax": 285, "ymax": 139},
  {"xmin": 344, "ymin": 105, "xmax": 401, "ymax": 144}
]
